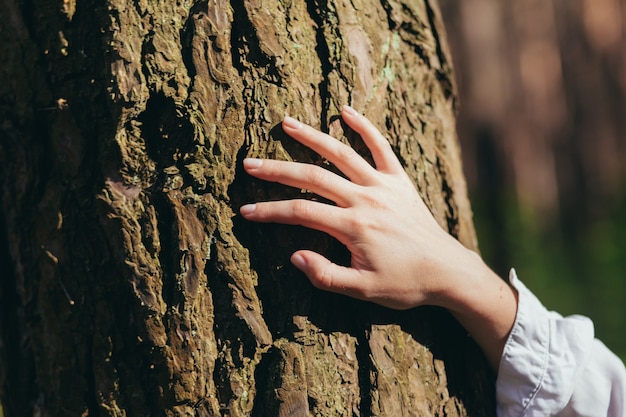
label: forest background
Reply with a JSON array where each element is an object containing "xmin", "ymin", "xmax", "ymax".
[{"xmin": 441, "ymin": 0, "xmax": 626, "ymax": 361}]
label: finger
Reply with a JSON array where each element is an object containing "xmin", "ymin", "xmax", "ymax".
[
  {"xmin": 243, "ymin": 158, "xmax": 357, "ymax": 207},
  {"xmin": 341, "ymin": 105, "xmax": 404, "ymax": 174},
  {"xmin": 240, "ymin": 199, "xmax": 348, "ymax": 242},
  {"xmin": 282, "ymin": 116, "xmax": 378, "ymax": 185},
  {"xmin": 291, "ymin": 250, "xmax": 369, "ymax": 300}
]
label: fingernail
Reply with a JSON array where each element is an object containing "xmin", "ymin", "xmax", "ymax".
[
  {"xmin": 342, "ymin": 105, "xmax": 357, "ymax": 115},
  {"xmin": 240, "ymin": 204, "xmax": 257, "ymax": 216},
  {"xmin": 291, "ymin": 253, "xmax": 307, "ymax": 270},
  {"xmin": 243, "ymin": 158, "xmax": 263, "ymax": 169},
  {"xmin": 283, "ymin": 116, "xmax": 303, "ymax": 130}
]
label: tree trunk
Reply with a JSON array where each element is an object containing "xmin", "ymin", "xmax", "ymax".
[{"xmin": 0, "ymin": 0, "xmax": 494, "ymax": 415}]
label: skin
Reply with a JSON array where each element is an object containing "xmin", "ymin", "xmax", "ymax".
[{"xmin": 240, "ymin": 105, "xmax": 518, "ymax": 371}]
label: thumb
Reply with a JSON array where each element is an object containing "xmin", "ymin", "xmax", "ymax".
[{"xmin": 290, "ymin": 250, "xmax": 365, "ymax": 297}]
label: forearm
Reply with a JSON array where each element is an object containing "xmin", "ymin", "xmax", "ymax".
[{"xmin": 436, "ymin": 248, "xmax": 518, "ymax": 371}]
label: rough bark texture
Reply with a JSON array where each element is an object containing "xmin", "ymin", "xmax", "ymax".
[{"xmin": 0, "ymin": 0, "xmax": 494, "ymax": 415}]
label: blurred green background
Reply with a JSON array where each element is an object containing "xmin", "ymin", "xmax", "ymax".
[{"xmin": 441, "ymin": 0, "xmax": 626, "ymax": 360}]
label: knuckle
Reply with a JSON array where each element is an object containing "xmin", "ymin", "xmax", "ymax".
[
  {"xmin": 362, "ymin": 191, "xmax": 387, "ymax": 210},
  {"xmin": 266, "ymin": 160, "xmax": 282, "ymax": 178},
  {"xmin": 354, "ymin": 280, "xmax": 372, "ymax": 299},
  {"xmin": 253, "ymin": 202, "xmax": 271, "ymax": 219},
  {"xmin": 311, "ymin": 262, "xmax": 334, "ymax": 290},
  {"xmin": 291, "ymin": 199, "xmax": 313, "ymax": 219},
  {"xmin": 338, "ymin": 143, "xmax": 359, "ymax": 161},
  {"xmin": 347, "ymin": 211, "xmax": 381, "ymax": 236},
  {"xmin": 374, "ymin": 131, "xmax": 391, "ymax": 147},
  {"xmin": 346, "ymin": 215, "xmax": 367, "ymax": 234},
  {"xmin": 306, "ymin": 166, "xmax": 328, "ymax": 188}
]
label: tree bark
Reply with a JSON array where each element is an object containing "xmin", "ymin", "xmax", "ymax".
[{"xmin": 0, "ymin": 0, "xmax": 494, "ymax": 415}]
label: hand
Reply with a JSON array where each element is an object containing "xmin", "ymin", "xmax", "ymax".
[
  {"xmin": 241, "ymin": 105, "xmax": 518, "ymax": 370},
  {"xmin": 240, "ymin": 106, "xmax": 480, "ymax": 310}
]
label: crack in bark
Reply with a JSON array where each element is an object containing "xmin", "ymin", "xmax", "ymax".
[
  {"xmin": 205, "ymin": 243, "xmax": 262, "ymax": 412},
  {"xmin": 424, "ymin": 0, "xmax": 456, "ymax": 105},
  {"xmin": 436, "ymin": 156, "xmax": 460, "ymax": 238},
  {"xmin": 230, "ymin": 0, "xmax": 283, "ymax": 86},
  {"xmin": 152, "ymin": 193, "xmax": 178, "ymax": 311},
  {"xmin": 305, "ymin": 0, "xmax": 334, "ymax": 131},
  {"xmin": 0, "ymin": 206, "xmax": 37, "ymax": 416},
  {"xmin": 379, "ymin": 0, "xmax": 398, "ymax": 31},
  {"xmin": 229, "ymin": 0, "xmax": 249, "ymax": 78},
  {"xmin": 355, "ymin": 329, "xmax": 373, "ymax": 417},
  {"xmin": 179, "ymin": 4, "xmax": 203, "ymax": 83}
]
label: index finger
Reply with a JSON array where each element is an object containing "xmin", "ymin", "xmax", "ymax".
[{"xmin": 340, "ymin": 106, "xmax": 405, "ymax": 174}]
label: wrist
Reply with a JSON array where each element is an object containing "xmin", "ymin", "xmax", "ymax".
[
  {"xmin": 432, "ymin": 246, "xmax": 518, "ymax": 371},
  {"xmin": 423, "ymin": 240, "xmax": 488, "ymax": 310},
  {"xmin": 436, "ymin": 248, "xmax": 497, "ymax": 312}
]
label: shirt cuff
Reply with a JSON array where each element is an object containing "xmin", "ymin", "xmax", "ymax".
[{"xmin": 495, "ymin": 269, "xmax": 595, "ymax": 417}]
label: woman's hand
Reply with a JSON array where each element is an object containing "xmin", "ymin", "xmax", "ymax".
[
  {"xmin": 240, "ymin": 107, "xmax": 626, "ymax": 412},
  {"xmin": 240, "ymin": 106, "xmax": 480, "ymax": 311},
  {"xmin": 241, "ymin": 105, "xmax": 518, "ymax": 370}
]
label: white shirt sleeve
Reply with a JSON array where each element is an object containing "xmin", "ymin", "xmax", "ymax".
[{"xmin": 496, "ymin": 269, "xmax": 626, "ymax": 417}]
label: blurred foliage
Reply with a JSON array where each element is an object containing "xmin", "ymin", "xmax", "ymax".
[
  {"xmin": 473, "ymin": 191, "xmax": 626, "ymax": 362},
  {"xmin": 439, "ymin": 0, "xmax": 626, "ymax": 363}
]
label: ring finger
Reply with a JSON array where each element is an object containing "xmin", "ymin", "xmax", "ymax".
[{"xmin": 240, "ymin": 199, "xmax": 350, "ymax": 244}]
